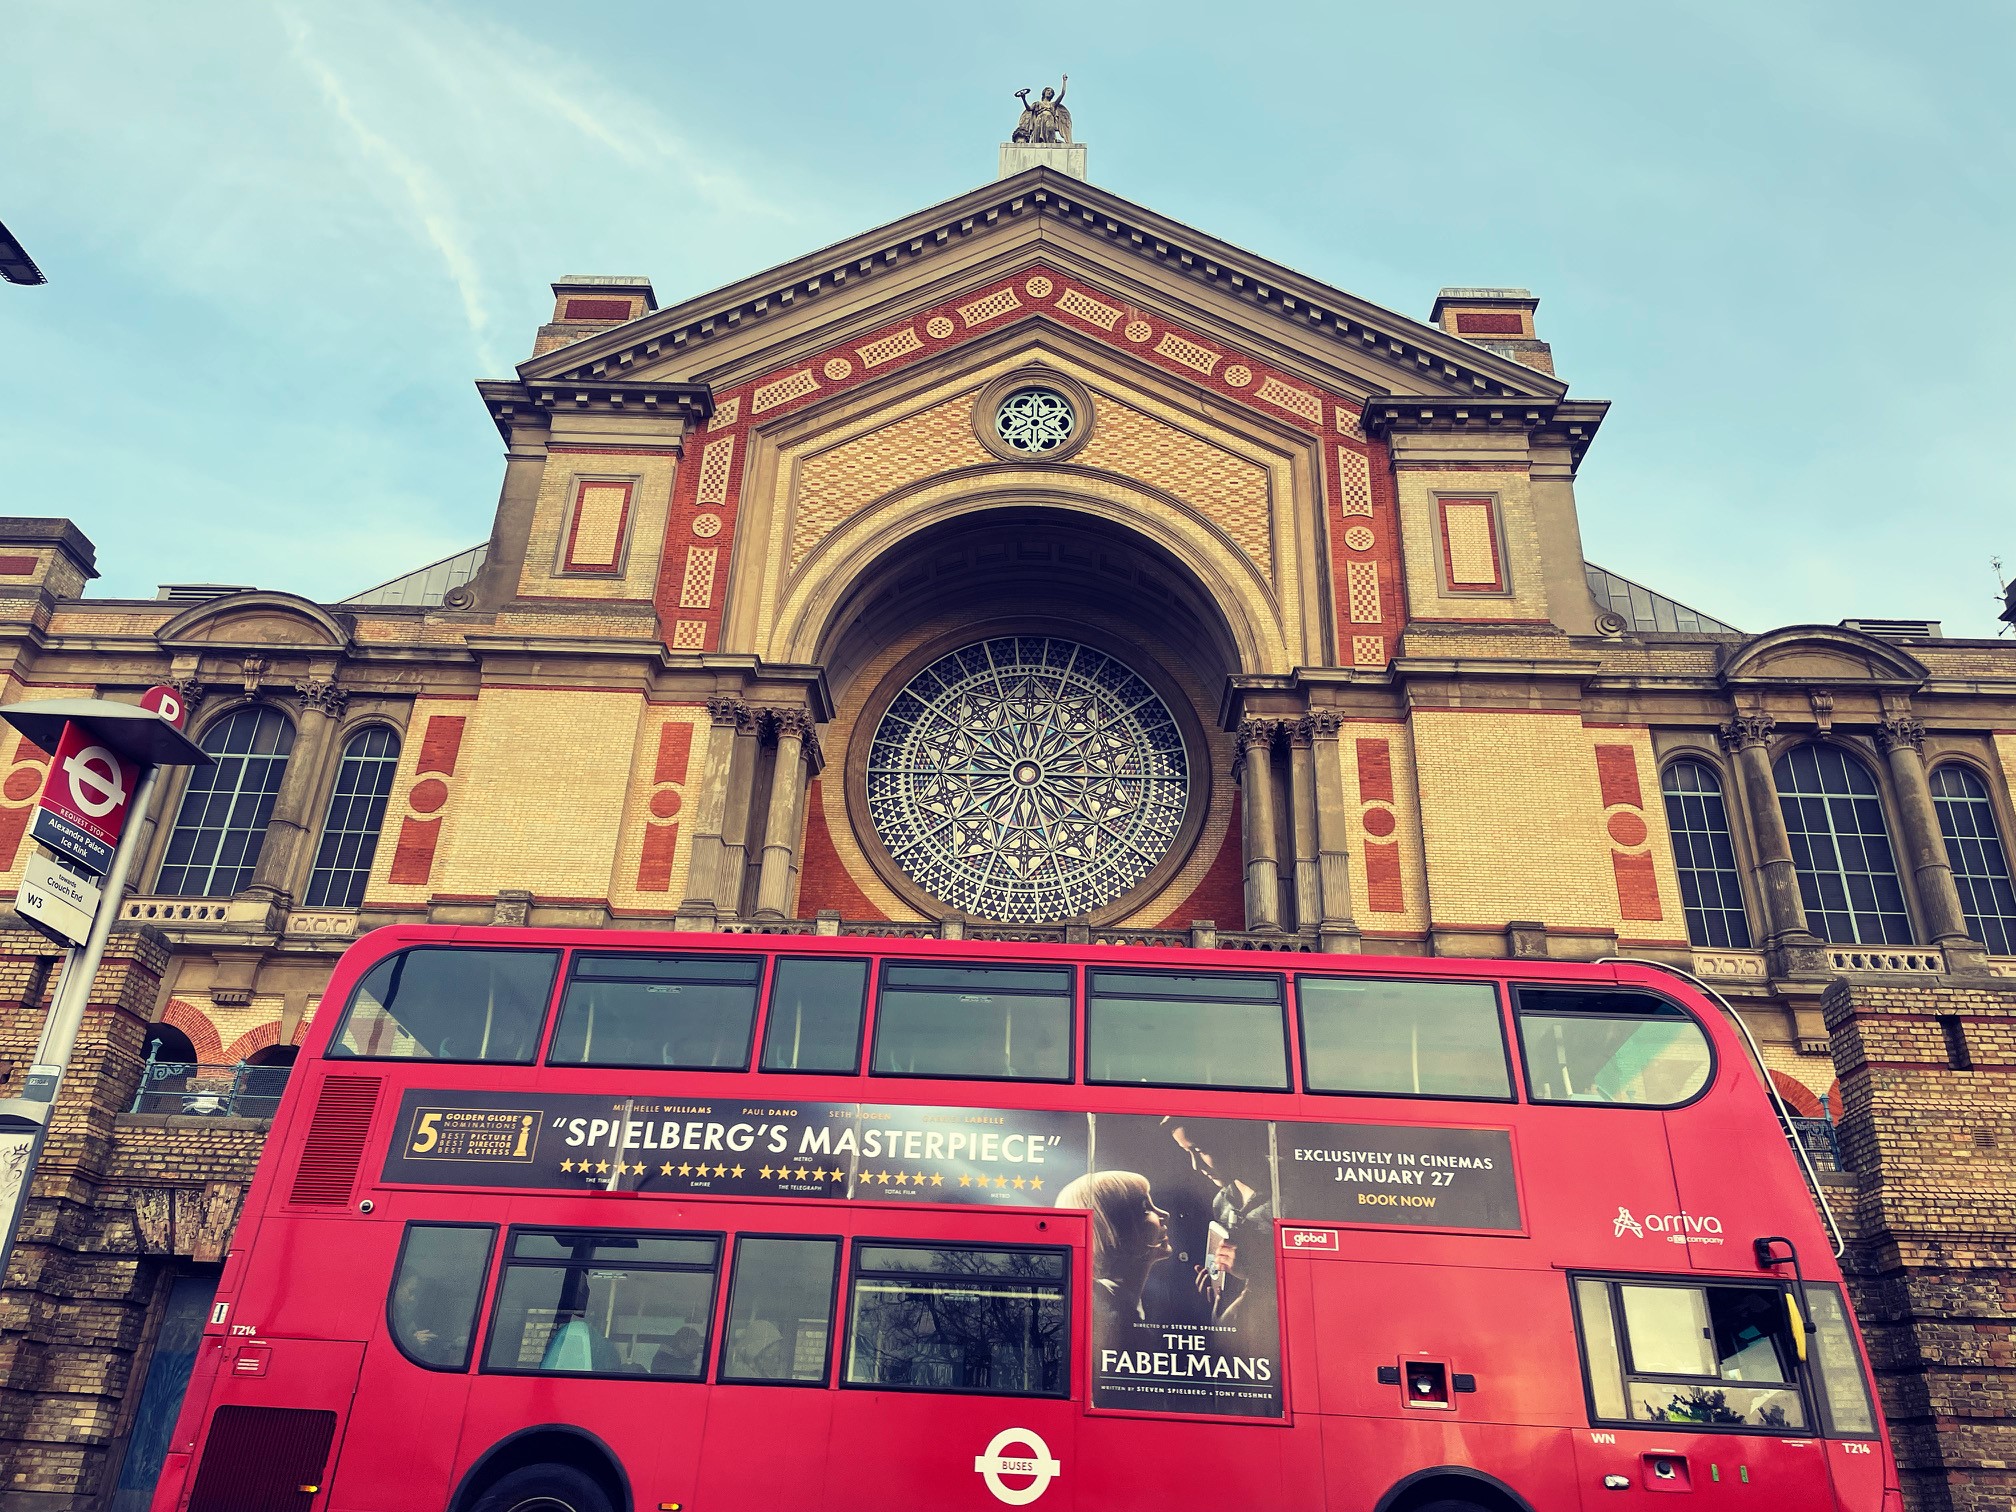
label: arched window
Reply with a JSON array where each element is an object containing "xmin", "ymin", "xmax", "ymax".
[
  {"xmin": 303, "ymin": 726, "xmax": 402, "ymax": 909},
  {"xmin": 1773, "ymin": 744, "xmax": 1913, "ymax": 946},
  {"xmin": 1931, "ymin": 765, "xmax": 2016, "ymax": 957},
  {"xmin": 157, "ymin": 707, "xmax": 296, "ymax": 898},
  {"xmin": 1660, "ymin": 759, "xmax": 1751, "ymax": 949}
]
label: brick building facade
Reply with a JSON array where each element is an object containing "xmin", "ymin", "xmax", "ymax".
[{"xmin": 2, "ymin": 154, "xmax": 2014, "ymax": 1508}]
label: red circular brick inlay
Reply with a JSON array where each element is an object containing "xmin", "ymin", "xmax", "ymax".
[
  {"xmin": 650, "ymin": 789, "xmax": 682, "ymax": 820},
  {"xmin": 1607, "ymin": 812, "xmax": 1648, "ymax": 848},
  {"xmin": 1362, "ymin": 806, "xmax": 1396, "ymax": 838},
  {"xmin": 3, "ymin": 767, "xmax": 42, "ymax": 803},
  {"xmin": 410, "ymin": 778, "xmax": 450, "ymax": 815}
]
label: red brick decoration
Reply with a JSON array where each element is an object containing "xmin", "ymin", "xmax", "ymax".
[
  {"xmin": 563, "ymin": 297, "xmax": 633, "ymax": 321},
  {"xmin": 1594, "ymin": 742, "xmax": 1663, "ymax": 922},
  {"xmin": 635, "ymin": 721, "xmax": 694, "ymax": 892},
  {"xmin": 1154, "ymin": 808, "xmax": 1246, "ymax": 931},
  {"xmin": 1454, "ymin": 312, "xmax": 1524, "ymax": 337},
  {"xmin": 224, "ymin": 1021, "xmax": 282, "ymax": 1063},
  {"xmin": 1355, "ymin": 737, "xmax": 1406, "ymax": 914},
  {"xmin": 0, "ymin": 731, "xmax": 51, "ymax": 872},
  {"xmin": 0, "ymin": 555, "xmax": 38, "ymax": 575},
  {"xmin": 388, "ymin": 714, "xmax": 466, "ymax": 887},
  {"xmin": 1768, "ymin": 1069, "xmax": 1823, "ymax": 1119},
  {"xmin": 1437, "ymin": 497, "xmax": 1505, "ymax": 592},
  {"xmin": 160, "ymin": 998, "xmax": 225, "ymax": 1064},
  {"xmin": 797, "ymin": 778, "xmax": 887, "ymax": 920},
  {"xmin": 656, "ymin": 262, "xmax": 1404, "ymax": 666}
]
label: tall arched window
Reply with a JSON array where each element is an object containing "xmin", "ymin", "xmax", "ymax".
[
  {"xmin": 303, "ymin": 726, "xmax": 402, "ymax": 909},
  {"xmin": 1773, "ymin": 743, "xmax": 1913, "ymax": 946},
  {"xmin": 157, "ymin": 706, "xmax": 296, "ymax": 898},
  {"xmin": 1660, "ymin": 759, "xmax": 1751, "ymax": 948},
  {"xmin": 1931, "ymin": 765, "xmax": 2016, "ymax": 956}
]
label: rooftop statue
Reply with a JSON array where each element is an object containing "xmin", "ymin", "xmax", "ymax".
[{"xmin": 1012, "ymin": 77, "xmax": 1072, "ymax": 146}]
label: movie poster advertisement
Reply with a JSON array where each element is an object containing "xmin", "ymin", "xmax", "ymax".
[
  {"xmin": 1072, "ymin": 1113, "xmax": 1283, "ymax": 1419},
  {"xmin": 377, "ymin": 1089, "xmax": 1086, "ymax": 1204}
]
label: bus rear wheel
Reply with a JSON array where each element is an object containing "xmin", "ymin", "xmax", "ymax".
[
  {"xmin": 1413, "ymin": 1502, "xmax": 1491, "ymax": 1512},
  {"xmin": 470, "ymin": 1464, "xmax": 614, "ymax": 1512}
]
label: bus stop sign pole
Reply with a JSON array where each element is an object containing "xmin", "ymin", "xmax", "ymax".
[{"xmin": 0, "ymin": 697, "xmax": 208, "ymax": 1289}]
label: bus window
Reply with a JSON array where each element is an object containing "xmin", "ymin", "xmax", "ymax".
[
  {"xmin": 330, "ymin": 948, "xmax": 559, "ymax": 1062},
  {"xmin": 1515, "ymin": 988, "xmax": 1712, "ymax": 1106},
  {"xmin": 548, "ymin": 954, "xmax": 763, "ymax": 1069},
  {"xmin": 387, "ymin": 1223, "xmax": 495, "ymax": 1371},
  {"xmin": 844, "ymin": 1243, "xmax": 1067, "ymax": 1397},
  {"xmin": 719, "ymin": 1236, "xmax": 840, "ymax": 1384},
  {"xmin": 1298, "ymin": 977, "xmax": 1510, "ymax": 1099},
  {"xmin": 761, "ymin": 958, "xmax": 869, "ymax": 1074},
  {"xmin": 871, "ymin": 964, "xmax": 1072, "ymax": 1081},
  {"xmin": 1574, "ymin": 1276, "xmax": 1808, "ymax": 1431},
  {"xmin": 483, "ymin": 1229, "xmax": 720, "ymax": 1379},
  {"xmin": 1803, "ymin": 1283, "xmax": 1878, "ymax": 1436},
  {"xmin": 1085, "ymin": 970, "xmax": 1287, "ymax": 1090}
]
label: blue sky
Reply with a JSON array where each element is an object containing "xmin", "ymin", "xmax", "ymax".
[{"xmin": 4, "ymin": 0, "xmax": 2012, "ymax": 635}]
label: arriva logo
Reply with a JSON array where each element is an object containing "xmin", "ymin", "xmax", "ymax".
[
  {"xmin": 1612, "ymin": 1206, "xmax": 1725, "ymax": 1245},
  {"xmin": 974, "ymin": 1427, "xmax": 1062, "ymax": 1506}
]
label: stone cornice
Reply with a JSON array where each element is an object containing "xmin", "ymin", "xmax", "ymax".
[
  {"xmin": 1361, "ymin": 396, "xmax": 1610, "ymax": 468},
  {"xmin": 478, "ymin": 379, "xmax": 715, "ymax": 442},
  {"xmin": 518, "ymin": 168, "xmax": 1569, "ymax": 405}
]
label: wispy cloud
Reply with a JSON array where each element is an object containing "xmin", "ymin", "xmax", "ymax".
[{"xmin": 279, "ymin": 6, "xmax": 499, "ymax": 368}]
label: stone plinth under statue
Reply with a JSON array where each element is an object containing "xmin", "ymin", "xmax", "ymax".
[{"xmin": 998, "ymin": 141, "xmax": 1087, "ymax": 180}]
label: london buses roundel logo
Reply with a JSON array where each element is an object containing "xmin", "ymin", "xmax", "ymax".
[{"xmin": 974, "ymin": 1427, "xmax": 1061, "ymax": 1505}]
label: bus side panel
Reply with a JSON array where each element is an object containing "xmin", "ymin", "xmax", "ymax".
[
  {"xmin": 691, "ymin": 1386, "xmax": 835, "ymax": 1509},
  {"xmin": 1305, "ymin": 1259, "xmax": 1590, "ymax": 1428},
  {"xmin": 451, "ymin": 1377, "xmax": 710, "ymax": 1510},
  {"xmin": 1074, "ymin": 1413, "xmax": 1284, "ymax": 1509},
  {"xmin": 822, "ymin": 1388, "xmax": 1078, "ymax": 1512},
  {"xmin": 1572, "ymin": 1426, "xmax": 1837, "ymax": 1511},
  {"xmin": 1514, "ymin": 1105, "xmax": 1686, "ymax": 1261},
  {"xmin": 1662, "ymin": 1094, "xmax": 1836, "ymax": 1274},
  {"xmin": 329, "ymin": 1364, "xmax": 473, "ymax": 1511},
  {"xmin": 1323, "ymin": 1418, "xmax": 1581, "ymax": 1512},
  {"xmin": 234, "ymin": 1216, "xmax": 398, "ymax": 1345}
]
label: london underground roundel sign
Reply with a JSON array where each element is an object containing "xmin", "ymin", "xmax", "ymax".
[
  {"xmin": 973, "ymin": 1427, "xmax": 1061, "ymax": 1506},
  {"xmin": 33, "ymin": 721, "xmax": 139, "ymax": 874}
]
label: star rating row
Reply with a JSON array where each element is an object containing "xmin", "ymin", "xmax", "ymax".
[{"xmin": 858, "ymin": 1170, "xmax": 1044, "ymax": 1191}]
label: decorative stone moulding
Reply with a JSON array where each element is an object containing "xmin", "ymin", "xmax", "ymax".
[{"xmin": 971, "ymin": 368, "xmax": 1097, "ymax": 464}]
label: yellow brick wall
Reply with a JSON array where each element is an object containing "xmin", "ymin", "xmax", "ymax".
[
  {"xmin": 1589, "ymin": 725, "xmax": 1690, "ymax": 946},
  {"xmin": 432, "ymin": 688, "xmax": 647, "ymax": 898},
  {"xmin": 607, "ymin": 705, "xmax": 713, "ymax": 913},
  {"xmin": 1342, "ymin": 721, "xmax": 1429, "ymax": 934},
  {"xmin": 518, "ymin": 452, "xmax": 677, "ymax": 601},
  {"xmin": 1395, "ymin": 468, "xmax": 1548, "ymax": 622},
  {"xmin": 363, "ymin": 695, "xmax": 482, "ymax": 907},
  {"xmin": 1410, "ymin": 710, "xmax": 1614, "ymax": 927}
]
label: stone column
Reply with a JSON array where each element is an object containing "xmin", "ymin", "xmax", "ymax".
[
  {"xmin": 1878, "ymin": 715, "xmax": 1981, "ymax": 958},
  {"xmin": 1719, "ymin": 714, "xmax": 1821, "ymax": 959},
  {"xmin": 753, "ymin": 710, "xmax": 813, "ymax": 920},
  {"xmin": 677, "ymin": 698, "xmax": 747, "ymax": 924},
  {"xmin": 245, "ymin": 680, "xmax": 345, "ymax": 906},
  {"xmin": 1237, "ymin": 719, "xmax": 1283, "ymax": 933},
  {"xmin": 1287, "ymin": 720, "xmax": 1320, "ymax": 935},
  {"xmin": 1304, "ymin": 711, "xmax": 1361, "ymax": 950}
]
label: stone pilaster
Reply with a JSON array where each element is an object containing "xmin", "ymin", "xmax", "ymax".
[
  {"xmin": 1720, "ymin": 714, "xmax": 1826, "ymax": 974},
  {"xmin": 1878, "ymin": 715, "xmax": 1985, "ymax": 970},
  {"xmin": 1236, "ymin": 719, "xmax": 1283, "ymax": 933}
]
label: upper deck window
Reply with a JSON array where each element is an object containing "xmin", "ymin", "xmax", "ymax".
[
  {"xmin": 761, "ymin": 957, "xmax": 870, "ymax": 1074},
  {"xmin": 548, "ymin": 954, "xmax": 763, "ymax": 1069},
  {"xmin": 1516, "ymin": 988, "xmax": 1712, "ymax": 1106},
  {"xmin": 871, "ymin": 964, "xmax": 1071, "ymax": 1081},
  {"xmin": 1085, "ymin": 970, "xmax": 1287, "ymax": 1090},
  {"xmin": 1298, "ymin": 977, "xmax": 1510, "ymax": 1099},
  {"xmin": 329, "ymin": 948, "xmax": 559, "ymax": 1063}
]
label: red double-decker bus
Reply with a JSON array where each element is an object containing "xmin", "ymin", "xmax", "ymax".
[{"xmin": 151, "ymin": 926, "xmax": 1896, "ymax": 1512}]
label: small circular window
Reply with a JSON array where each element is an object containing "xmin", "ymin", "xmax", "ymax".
[{"xmin": 994, "ymin": 387, "xmax": 1077, "ymax": 454}]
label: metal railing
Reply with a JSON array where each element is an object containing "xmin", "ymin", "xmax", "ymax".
[
  {"xmin": 129, "ymin": 1051, "xmax": 291, "ymax": 1119},
  {"xmin": 1784, "ymin": 1109, "xmax": 1843, "ymax": 1173}
]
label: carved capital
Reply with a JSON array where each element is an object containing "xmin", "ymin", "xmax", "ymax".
[
  {"xmin": 1877, "ymin": 715, "xmax": 1926, "ymax": 755},
  {"xmin": 1236, "ymin": 718, "xmax": 1281, "ymax": 754},
  {"xmin": 767, "ymin": 708, "xmax": 817, "ymax": 743},
  {"xmin": 706, "ymin": 696, "xmax": 749, "ymax": 729},
  {"xmin": 294, "ymin": 680, "xmax": 347, "ymax": 719},
  {"xmin": 1302, "ymin": 710, "xmax": 1345, "ymax": 739},
  {"xmin": 1717, "ymin": 714, "xmax": 1775, "ymax": 752},
  {"xmin": 165, "ymin": 676, "xmax": 207, "ymax": 717}
]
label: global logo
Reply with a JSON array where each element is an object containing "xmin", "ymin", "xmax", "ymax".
[
  {"xmin": 1613, "ymin": 1205, "xmax": 1725, "ymax": 1245},
  {"xmin": 974, "ymin": 1427, "xmax": 1062, "ymax": 1506}
]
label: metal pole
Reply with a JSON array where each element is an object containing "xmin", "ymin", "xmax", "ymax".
[{"xmin": 0, "ymin": 763, "xmax": 162, "ymax": 1287}]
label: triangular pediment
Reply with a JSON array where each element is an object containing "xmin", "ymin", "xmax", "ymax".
[{"xmin": 517, "ymin": 169, "xmax": 1567, "ymax": 407}]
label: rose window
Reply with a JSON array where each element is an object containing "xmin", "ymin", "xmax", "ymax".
[
  {"xmin": 993, "ymin": 387, "xmax": 1077, "ymax": 453},
  {"xmin": 866, "ymin": 637, "xmax": 1189, "ymax": 921}
]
